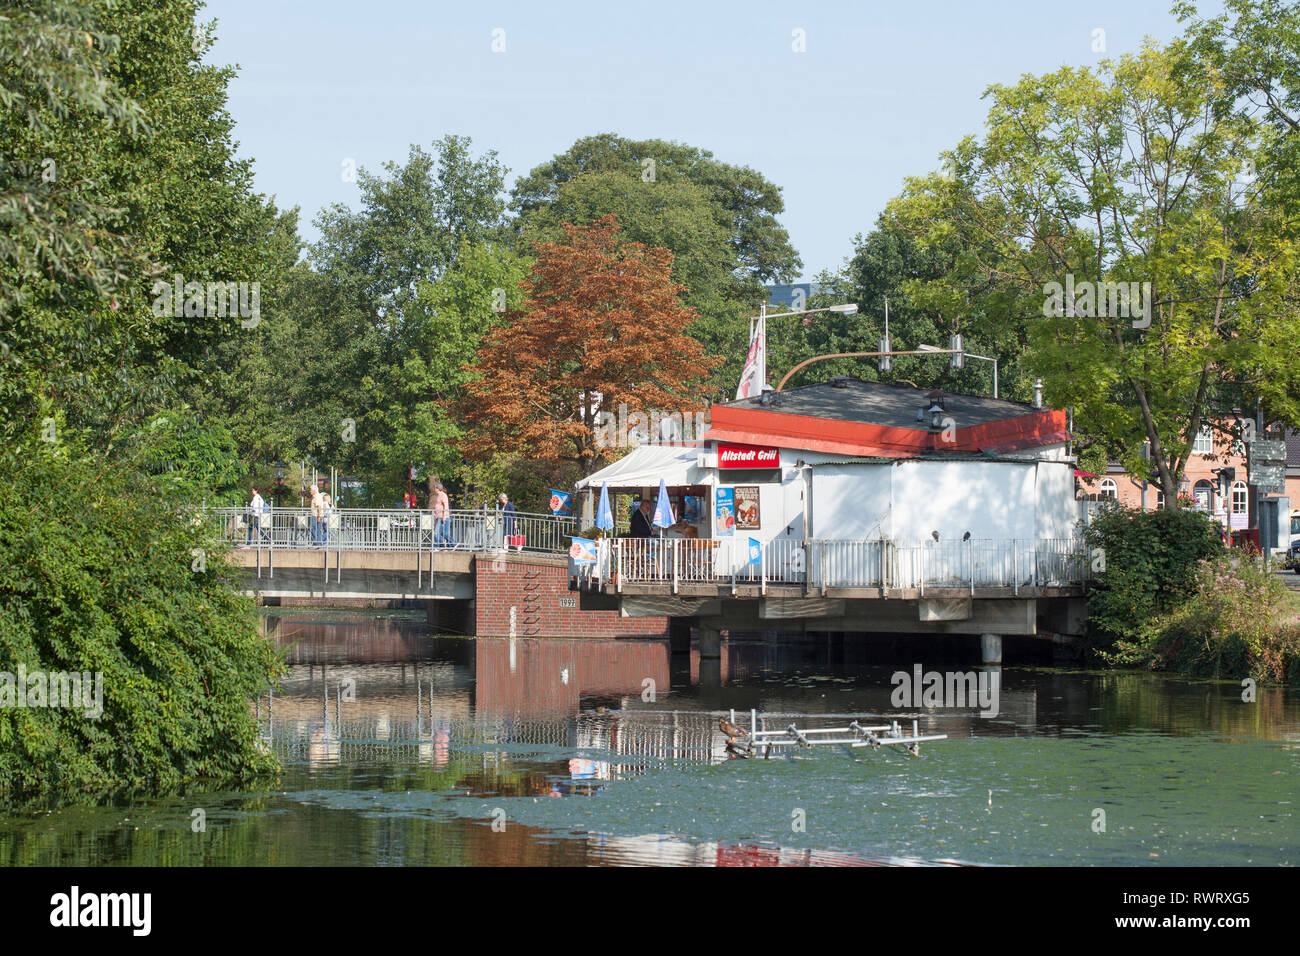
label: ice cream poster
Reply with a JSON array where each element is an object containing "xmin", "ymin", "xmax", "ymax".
[{"xmin": 714, "ymin": 487, "xmax": 735, "ymax": 537}]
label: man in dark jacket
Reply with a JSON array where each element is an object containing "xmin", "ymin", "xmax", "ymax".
[{"xmin": 630, "ymin": 496, "xmax": 654, "ymax": 538}]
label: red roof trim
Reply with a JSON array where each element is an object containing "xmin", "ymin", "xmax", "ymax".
[{"xmin": 702, "ymin": 405, "xmax": 1069, "ymax": 458}]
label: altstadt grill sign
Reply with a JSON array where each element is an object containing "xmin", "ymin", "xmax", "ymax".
[{"xmin": 717, "ymin": 443, "xmax": 780, "ymax": 469}]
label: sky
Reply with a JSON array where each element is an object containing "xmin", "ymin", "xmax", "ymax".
[{"xmin": 203, "ymin": 0, "xmax": 1218, "ymax": 281}]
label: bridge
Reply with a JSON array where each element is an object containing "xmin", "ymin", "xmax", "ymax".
[
  {"xmin": 206, "ymin": 506, "xmax": 661, "ymax": 640},
  {"xmin": 207, "ymin": 507, "xmax": 1091, "ymax": 660},
  {"xmin": 572, "ymin": 536, "xmax": 1091, "ymax": 662}
]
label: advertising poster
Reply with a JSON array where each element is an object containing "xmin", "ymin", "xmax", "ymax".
[
  {"xmin": 735, "ymin": 485, "xmax": 760, "ymax": 530},
  {"xmin": 714, "ymin": 487, "xmax": 735, "ymax": 537}
]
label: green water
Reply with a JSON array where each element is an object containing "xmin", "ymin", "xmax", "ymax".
[{"xmin": 1, "ymin": 613, "xmax": 1296, "ymax": 866}]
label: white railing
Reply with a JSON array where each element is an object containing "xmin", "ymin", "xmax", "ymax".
[
  {"xmin": 207, "ymin": 507, "xmax": 579, "ymax": 554},
  {"xmin": 573, "ymin": 537, "xmax": 1090, "ymax": 592}
]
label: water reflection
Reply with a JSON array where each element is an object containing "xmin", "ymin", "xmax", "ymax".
[{"xmin": 0, "ymin": 612, "xmax": 1295, "ymax": 866}]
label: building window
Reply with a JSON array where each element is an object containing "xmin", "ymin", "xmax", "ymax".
[
  {"xmin": 1156, "ymin": 491, "xmax": 1165, "ymax": 510},
  {"xmin": 1192, "ymin": 426, "xmax": 1213, "ymax": 455},
  {"xmin": 1099, "ymin": 478, "xmax": 1117, "ymax": 499},
  {"xmin": 1193, "ymin": 480, "xmax": 1213, "ymax": 511},
  {"xmin": 1231, "ymin": 481, "xmax": 1248, "ymax": 514}
]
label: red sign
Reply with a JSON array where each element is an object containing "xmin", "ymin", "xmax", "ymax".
[{"xmin": 717, "ymin": 443, "xmax": 780, "ymax": 469}]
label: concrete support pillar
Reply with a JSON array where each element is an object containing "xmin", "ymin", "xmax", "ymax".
[
  {"xmin": 979, "ymin": 632, "xmax": 1002, "ymax": 665},
  {"xmin": 698, "ymin": 626, "xmax": 722, "ymax": 660}
]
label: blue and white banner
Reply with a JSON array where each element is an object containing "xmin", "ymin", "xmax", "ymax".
[
  {"xmin": 568, "ymin": 536, "xmax": 597, "ymax": 564},
  {"xmin": 748, "ymin": 537, "xmax": 762, "ymax": 565},
  {"xmin": 549, "ymin": 488, "xmax": 572, "ymax": 515}
]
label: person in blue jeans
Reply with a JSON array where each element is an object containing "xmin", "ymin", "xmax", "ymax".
[{"xmin": 433, "ymin": 481, "xmax": 455, "ymax": 548}]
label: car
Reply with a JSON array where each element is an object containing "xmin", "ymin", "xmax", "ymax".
[{"xmin": 1285, "ymin": 541, "xmax": 1300, "ymax": 573}]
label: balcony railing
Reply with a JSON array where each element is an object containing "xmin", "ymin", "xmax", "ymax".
[{"xmin": 573, "ymin": 537, "xmax": 1090, "ymax": 593}]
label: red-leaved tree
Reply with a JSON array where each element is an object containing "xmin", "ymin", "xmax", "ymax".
[{"xmin": 459, "ymin": 215, "xmax": 720, "ymax": 481}]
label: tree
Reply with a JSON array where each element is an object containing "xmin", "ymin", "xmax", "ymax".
[
  {"xmin": 0, "ymin": 0, "xmax": 283, "ymax": 793},
  {"xmin": 511, "ymin": 133, "xmax": 801, "ymax": 285},
  {"xmin": 371, "ymin": 242, "xmax": 532, "ymax": 504},
  {"xmin": 0, "ymin": 429, "xmax": 281, "ymax": 794},
  {"xmin": 888, "ymin": 37, "xmax": 1300, "ymax": 504},
  {"xmin": 460, "ymin": 216, "xmax": 721, "ymax": 483},
  {"xmin": 312, "ymin": 135, "xmax": 509, "ymax": 325},
  {"xmin": 511, "ymin": 134, "xmax": 802, "ymax": 394},
  {"xmin": 762, "ymin": 216, "xmax": 1029, "ymax": 401}
]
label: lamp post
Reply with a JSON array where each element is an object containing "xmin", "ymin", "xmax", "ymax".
[
  {"xmin": 747, "ymin": 301, "xmax": 858, "ymax": 394},
  {"xmin": 915, "ymin": 344, "xmax": 998, "ymax": 398}
]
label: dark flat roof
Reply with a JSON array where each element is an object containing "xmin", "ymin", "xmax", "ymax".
[{"xmin": 722, "ymin": 377, "xmax": 1046, "ymax": 432}]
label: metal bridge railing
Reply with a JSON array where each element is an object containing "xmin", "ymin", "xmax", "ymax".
[{"xmin": 206, "ymin": 507, "xmax": 579, "ymax": 554}]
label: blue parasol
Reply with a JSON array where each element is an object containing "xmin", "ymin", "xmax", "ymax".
[
  {"xmin": 596, "ymin": 481, "xmax": 614, "ymax": 531},
  {"xmin": 652, "ymin": 477, "xmax": 674, "ymax": 529}
]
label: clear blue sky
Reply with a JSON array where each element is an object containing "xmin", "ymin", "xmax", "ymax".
[{"xmin": 203, "ymin": 0, "xmax": 1214, "ymax": 280}]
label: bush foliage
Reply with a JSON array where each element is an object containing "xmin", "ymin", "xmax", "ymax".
[
  {"xmin": 1083, "ymin": 501, "xmax": 1299, "ymax": 681},
  {"xmin": 0, "ymin": 434, "xmax": 282, "ymax": 795}
]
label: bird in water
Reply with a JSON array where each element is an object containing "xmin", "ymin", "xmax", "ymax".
[{"xmin": 719, "ymin": 718, "xmax": 748, "ymax": 742}]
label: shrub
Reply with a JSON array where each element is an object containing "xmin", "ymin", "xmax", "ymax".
[
  {"xmin": 0, "ymin": 434, "xmax": 283, "ymax": 795},
  {"xmin": 1153, "ymin": 554, "xmax": 1300, "ymax": 682},
  {"xmin": 1082, "ymin": 500, "xmax": 1224, "ymax": 660}
]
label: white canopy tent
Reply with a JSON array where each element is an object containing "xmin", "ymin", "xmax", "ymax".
[{"xmin": 575, "ymin": 444, "xmax": 710, "ymax": 492}]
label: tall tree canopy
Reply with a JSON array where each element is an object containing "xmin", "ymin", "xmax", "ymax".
[
  {"xmin": 312, "ymin": 135, "xmax": 509, "ymax": 325},
  {"xmin": 887, "ymin": 25, "xmax": 1300, "ymax": 503},
  {"xmin": 460, "ymin": 216, "xmax": 720, "ymax": 484},
  {"xmin": 0, "ymin": 0, "xmax": 282, "ymax": 794},
  {"xmin": 511, "ymin": 134, "xmax": 801, "ymax": 394}
]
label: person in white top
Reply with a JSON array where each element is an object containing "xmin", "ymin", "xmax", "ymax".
[
  {"xmin": 309, "ymin": 484, "xmax": 324, "ymax": 546},
  {"xmin": 247, "ymin": 487, "xmax": 266, "ymax": 545}
]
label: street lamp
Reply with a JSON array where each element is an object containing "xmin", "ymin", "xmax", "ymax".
[{"xmin": 741, "ymin": 300, "xmax": 859, "ymax": 398}]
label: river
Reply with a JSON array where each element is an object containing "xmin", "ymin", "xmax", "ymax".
[{"xmin": 1, "ymin": 609, "xmax": 1295, "ymax": 866}]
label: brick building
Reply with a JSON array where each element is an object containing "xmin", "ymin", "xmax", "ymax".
[{"xmin": 1076, "ymin": 424, "xmax": 1300, "ymax": 530}]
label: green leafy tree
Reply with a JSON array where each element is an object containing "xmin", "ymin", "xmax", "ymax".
[
  {"xmin": 0, "ymin": 429, "xmax": 281, "ymax": 795},
  {"xmin": 0, "ymin": 0, "xmax": 286, "ymax": 792},
  {"xmin": 888, "ymin": 37, "xmax": 1300, "ymax": 503},
  {"xmin": 312, "ymin": 135, "xmax": 509, "ymax": 324}
]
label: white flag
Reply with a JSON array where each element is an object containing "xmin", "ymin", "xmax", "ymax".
[{"xmin": 736, "ymin": 325, "xmax": 763, "ymax": 399}]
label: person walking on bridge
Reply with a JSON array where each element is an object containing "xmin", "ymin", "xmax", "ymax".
[
  {"xmin": 246, "ymin": 487, "xmax": 266, "ymax": 545},
  {"xmin": 320, "ymin": 491, "xmax": 333, "ymax": 546},
  {"xmin": 433, "ymin": 481, "xmax": 455, "ymax": 549},
  {"xmin": 309, "ymin": 484, "xmax": 325, "ymax": 547}
]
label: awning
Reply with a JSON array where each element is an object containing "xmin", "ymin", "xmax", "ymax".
[
  {"xmin": 575, "ymin": 444, "xmax": 708, "ymax": 491},
  {"xmin": 1073, "ymin": 468, "xmax": 1098, "ymax": 478}
]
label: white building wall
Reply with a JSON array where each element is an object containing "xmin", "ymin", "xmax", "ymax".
[
  {"xmin": 716, "ymin": 450, "xmax": 1081, "ymax": 549},
  {"xmin": 1034, "ymin": 460, "xmax": 1079, "ymax": 540},
  {"xmin": 808, "ymin": 466, "xmax": 893, "ymax": 539},
  {"xmin": 890, "ymin": 460, "xmax": 1036, "ymax": 544}
]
